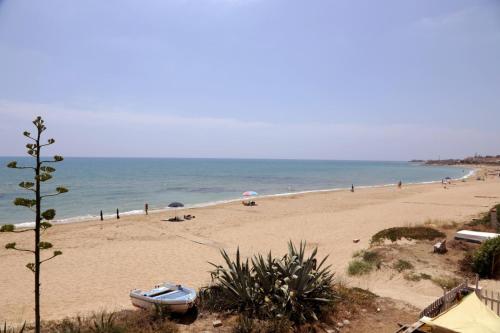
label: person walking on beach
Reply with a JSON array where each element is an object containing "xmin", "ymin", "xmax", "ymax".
[
  {"xmin": 398, "ymin": 180, "xmax": 402, "ymax": 189},
  {"xmin": 351, "ymin": 184, "xmax": 354, "ymax": 192},
  {"xmin": 145, "ymin": 203, "xmax": 149, "ymax": 215}
]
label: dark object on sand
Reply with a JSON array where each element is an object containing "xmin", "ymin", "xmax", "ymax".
[
  {"xmin": 168, "ymin": 202, "xmax": 184, "ymax": 208},
  {"xmin": 353, "ymin": 239, "xmax": 360, "ymax": 243},
  {"xmin": 100, "ymin": 210, "xmax": 103, "ymax": 221},
  {"xmin": 242, "ymin": 201, "xmax": 257, "ymax": 206},
  {"xmin": 184, "ymin": 214, "xmax": 195, "ymax": 220},
  {"xmin": 433, "ymin": 239, "xmax": 447, "ymax": 254},
  {"xmin": 116, "ymin": 208, "xmax": 120, "ymax": 219},
  {"xmin": 167, "ymin": 216, "xmax": 184, "ymax": 222}
]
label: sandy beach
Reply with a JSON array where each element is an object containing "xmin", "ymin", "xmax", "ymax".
[{"xmin": 1, "ymin": 168, "xmax": 499, "ymax": 323}]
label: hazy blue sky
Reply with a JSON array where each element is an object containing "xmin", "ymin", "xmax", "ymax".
[{"xmin": 0, "ymin": 0, "xmax": 499, "ymax": 160}]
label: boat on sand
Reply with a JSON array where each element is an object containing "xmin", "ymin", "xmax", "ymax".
[{"xmin": 130, "ymin": 282, "xmax": 197, "ymax": 313}]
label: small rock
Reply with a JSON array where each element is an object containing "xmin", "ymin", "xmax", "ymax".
[
  {"xmin": 353, "ymin": 239, "xmax": 360, "ymax": 243},
  {"xmin": 361, "ymin": 308, "xmax": 367, "ymax": 313},
  {"xmin": 212, "ymin": 319, "xmax": 222, "ymax": 327},
  {"xmin": 337, "ymin": 322, "xmax": 344, "ymax": 328},
  {"xmin": 324, "ymin": 329, "xmax": 336, "ymax": 333},
  {"xmin": 343, "ymin": 319, "xmax": 350, "ymax": 325},
  {"xmin": 376, "ymin": 307, "xmax": 381, "ymax": 312}
]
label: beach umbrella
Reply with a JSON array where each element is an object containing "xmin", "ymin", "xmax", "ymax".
[
  {"xmin": 242, "ymin": 191, "xmax": 258, "ymax": 205},
  {"xmin": 168, "ymin": 202, "xmax": 184, "ymax": 220}
]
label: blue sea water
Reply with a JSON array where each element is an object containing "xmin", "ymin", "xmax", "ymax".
[{"xmin": 0, "ymin": 157, "xmax": 470, "ymax": 225}]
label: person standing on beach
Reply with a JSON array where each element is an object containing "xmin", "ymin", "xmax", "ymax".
[
  {"xmin": 145, "ymin": 203, "xmax": 149, "ymax": 215},
  {"xmin": 398, "ymin": 180, "xmax": 402, "ymax": 189},
  {"xmin": 351, "ymin": 184, "xmax": 354, "ymax": 192}
]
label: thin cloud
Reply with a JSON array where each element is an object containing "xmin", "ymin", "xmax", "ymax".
[{"xmin": 1, "ymin": 100, "xmax": 498, "ymax": 160}]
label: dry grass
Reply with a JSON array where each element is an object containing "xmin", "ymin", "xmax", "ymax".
[
  {"xmin": 40, "ymin": 309, "xmax": 179, "ymax": 333},
  {"xmin": 431, "ymin": 276, "xmax": 461, "ymax": 290}
]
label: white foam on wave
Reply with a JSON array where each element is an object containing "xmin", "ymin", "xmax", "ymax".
[{"xmin": 5, "ymin": 166, "xmax": 478, "ymax": 228}]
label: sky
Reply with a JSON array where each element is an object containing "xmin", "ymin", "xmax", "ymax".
[{"xmin": 0, "ymin": 0, "xmax": 499, "ymax": 160}]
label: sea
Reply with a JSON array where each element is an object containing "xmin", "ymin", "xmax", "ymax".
[{"xmin": 0, "ymin": 157, "xmax": 471, "ymax": 226}]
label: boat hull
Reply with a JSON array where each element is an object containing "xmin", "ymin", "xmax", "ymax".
[
  {"xmin": 130, "ymin": 296, "xmax": 193, "ymax": 314},
  {"xmin": 129, "ymin": 283, "xmax": 197, "ymax": 314}
]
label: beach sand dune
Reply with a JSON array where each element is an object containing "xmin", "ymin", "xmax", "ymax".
[{"xmin": 1, "ymin": 173, "xmax": 499, "ymax": 323}]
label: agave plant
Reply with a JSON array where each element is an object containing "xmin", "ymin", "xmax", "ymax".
[{"xmin": 201, "ymin": 241, "xmax": 335, "ymax": 324}]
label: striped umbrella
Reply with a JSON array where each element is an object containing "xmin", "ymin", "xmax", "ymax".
[{"xmin": 242, "ymin": 191, "xmax": 258, "ymax": 197}]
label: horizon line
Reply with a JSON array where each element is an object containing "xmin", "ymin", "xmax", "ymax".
[{"xmin": 0, "ymin": 155, "xmax": 425, "ymax": 163}]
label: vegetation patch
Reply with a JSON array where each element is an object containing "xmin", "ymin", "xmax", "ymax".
[
  {"xmin": 0, "ymin": 224, "xmax": 15, "ymax": 232},
  {"xmin": 347, "ymin": 249, "xmax": 382, "ymax": 276},
  {"xmin": 360, "ymin": 250, "xmax": 381, "ymax": 267},
  {"xmin": 199, "ymin": 241, "xmax": 336, "ymax": 324},
  {"xmin": 371, "ymin": 227, "xmax": 445, "ymax": 244},
  {"xmin": 347, "ymin": 260, "xmax": 373, "ymax": 276},
  {"xmin": 472, "ymin": 236, "xmax": 500, "ymax": 278},
  {"xmin": 232, "ymin": 315, "xmax": 292, "ymax": 333},
  {"xmin": 329, "ymin": 283, "xmax": 378, "ymax": 322},
  {"xmin": 466, "ymin": 204, "xmax": 500, "ymax": 232},
  {"xmin": 41, "ymin": 309, "xmax": 178, "ymax": 333},
  {"xmin": 1, "ymin": 322, "xmax": 26, "ymax": 333},
  {"xmin": 393, "ymin": 259, "xmax": 414, "ymax": 272},
  {"xmin": 403, "ymin": 272, "xmax": 421, "ymax": 282},
  {"xmin": 431, "ymin": 276, "xmax": 461, "ymax": 290},
  {"xmin": 403, "ymin": 272, "xmax": 432, "ymax": 282}
]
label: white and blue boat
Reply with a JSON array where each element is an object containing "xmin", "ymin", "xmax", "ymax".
[{"xmin": 130, "ymin": 282, "xmax": 197, "ymax": 313}]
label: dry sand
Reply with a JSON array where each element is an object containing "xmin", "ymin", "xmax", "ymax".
[{"xmin": 1, "ymin": 167, "xmax": 499, "ymax": 323}]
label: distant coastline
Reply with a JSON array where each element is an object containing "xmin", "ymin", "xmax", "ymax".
[{"xmin": 410, "ymin": 155, "xmax": 500, "ymax": 166}]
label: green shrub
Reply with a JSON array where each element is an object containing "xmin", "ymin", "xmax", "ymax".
[
  {"xmin": 467, "ymin": 213, "xmax": 491, "ymax": 227},
  {"xmin": 371, "ymin": 227, "xmax": 445, "ymax": 244},
  {"xmin": 0, "ymin": 224, "xmax": 15, "ymax": 232},
  {"xmin": 347, "ymin": 260, "xmax": 373, "ymax": 276},
  {"xmin": 200, "ymin": 241, "xmax": 336, "ymax": 324},
  {"xmin": 361, "ymin": 250, "xmax": 381, "ymax": 266},
  {"xmin": 393, "ymin": 259, "xmax": 414, "ymax": 272},
  {"xmin": 472, "ymin": 236, "xmax": 500, "ymax": 278},
  {"xmin": 349, "ymin": 249, "xmax": 382, "ymax": 274}
]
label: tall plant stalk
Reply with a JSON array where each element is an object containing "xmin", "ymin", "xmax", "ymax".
[{"xmin": 1, "ymin": 116, "xmax": 68, "ymax": 333}]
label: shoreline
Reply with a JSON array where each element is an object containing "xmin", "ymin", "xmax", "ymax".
[{"xmin": 9, "ymin": 167, "xmax": 478, "ymax": 229}]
